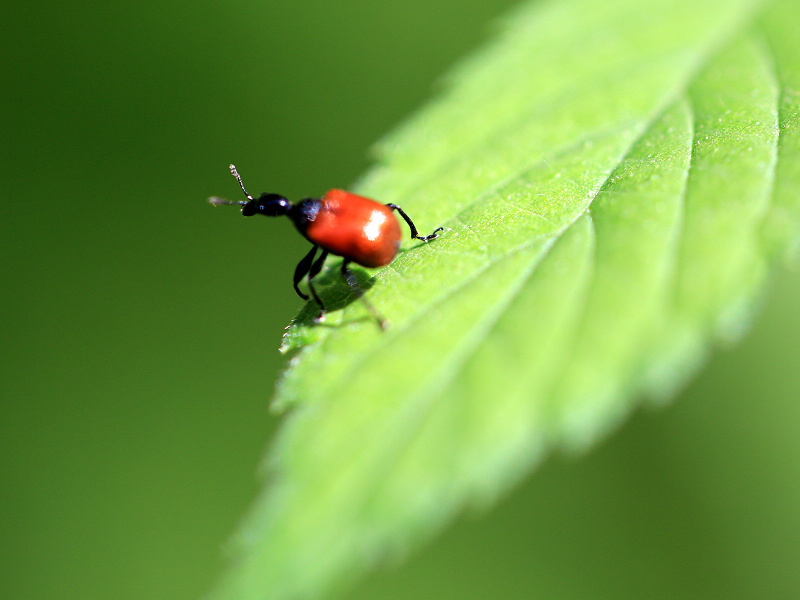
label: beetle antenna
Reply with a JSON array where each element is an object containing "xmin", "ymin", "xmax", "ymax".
[
  {"xmin": 229, "ymin": 164, "xmax": 253, "ymax": 200},
  {"xmin": 208, "ymin": 196, "xmax": 246, "ymax": 207}
]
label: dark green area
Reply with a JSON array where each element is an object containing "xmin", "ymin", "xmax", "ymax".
[
  {"xmin": 3, "ymin": 1, "xmax": 800, "ymax": 599},
  {"xmin": 2, "ymin": 1, "xmax": 517, "ymax": 598}
]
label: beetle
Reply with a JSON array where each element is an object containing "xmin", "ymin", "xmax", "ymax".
[{"xmin": 209, "ymin": 164, "xmax": 443, "ymax": 328}]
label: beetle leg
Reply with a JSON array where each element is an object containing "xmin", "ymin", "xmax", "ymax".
[
  {"xmin": 293, "ymin": 245, "xmax": 318, "ymax": 300},
  {"xmin": 341, "ymin": 259, "xmax": 387, "ymax": 330},
  {"xmin": 307, "ymin": 249, "xmax": 329, "ymax": 320},
  {"xmin": 386, "ymin": 204, "xmax": 444, "ymax": 242}
]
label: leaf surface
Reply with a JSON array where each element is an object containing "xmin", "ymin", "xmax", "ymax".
[{"xmin": 208, "ymin": 0, "xmax": 800, "ymax": 598}]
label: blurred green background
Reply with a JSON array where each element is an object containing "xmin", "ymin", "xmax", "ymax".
[{"xmin": 3, "ymin": 1, "xmax": 800, "ymax": 599}]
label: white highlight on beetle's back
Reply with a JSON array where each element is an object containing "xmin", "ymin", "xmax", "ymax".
[{"xmin": 363, "ymin": 211, "xmax": 387, "ymax": 241}]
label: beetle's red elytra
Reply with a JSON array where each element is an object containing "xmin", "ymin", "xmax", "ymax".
[
  {"xmin": 305, "ymin": 189, "xmax": 403, "ymax": 268},
  {"xmin": 209, "ymin": 165, "xmax": 443, "ymax": 329}
]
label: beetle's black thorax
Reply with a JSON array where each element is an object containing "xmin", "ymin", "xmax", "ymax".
[{"xmin": 290, "ymin": 198, "xmax": 321, "ymax": 235}]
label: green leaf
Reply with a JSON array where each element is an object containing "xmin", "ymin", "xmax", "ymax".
[{"xmin": 207, "ymin": 0, "xmax": 800, "ymax": 598}]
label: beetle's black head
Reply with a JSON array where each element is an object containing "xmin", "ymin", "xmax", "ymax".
[
  {"xmin": 208, "ymin": 164, "xmax": 292, "ymax": 218},
  {"xmin": 241, "ymin": 193, "xmax": 291, "ymax": 217}
]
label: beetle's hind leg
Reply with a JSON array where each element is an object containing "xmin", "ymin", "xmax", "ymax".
[{"xmin": 386, "ymin": 203, "xmax": 444, "ymax": 242}]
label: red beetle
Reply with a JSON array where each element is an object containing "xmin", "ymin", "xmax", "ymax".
[{"xmin": 210, "ymin": 165, "xmax": 443, "ymax": 327}]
